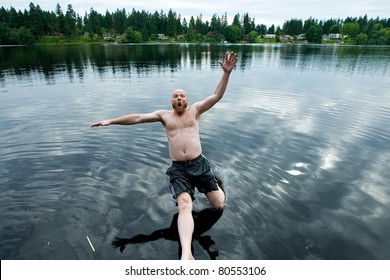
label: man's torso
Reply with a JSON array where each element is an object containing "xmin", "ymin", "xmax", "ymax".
[{"xmin": 161, "ymin": 106, "xmax": 202, "ymax": 161}]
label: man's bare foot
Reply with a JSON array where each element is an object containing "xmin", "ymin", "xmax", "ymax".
[{"xmin": 181, "ymin": 253, "xmax": 195, "ymax": 260}]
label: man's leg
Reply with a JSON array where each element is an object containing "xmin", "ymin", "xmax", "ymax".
[
  {"xmin": 176, "ymin": 192, "xmax": 195, "ymax": 260},
  {"xmin": 206, "ymin": 187, "xmax": 225, "ymax": 209}
]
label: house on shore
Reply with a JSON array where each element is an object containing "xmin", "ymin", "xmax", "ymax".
[
  {"xmin": 157, "ymin": 34, "xmax": 169, "ymax": 40},
  {"xmin": 263, "ymin": 34, "xmax": 276, "ymax": 39}
]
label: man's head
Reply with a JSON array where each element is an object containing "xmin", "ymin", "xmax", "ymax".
[{"xmin": 171, "ymin": 89, "xmax": 188, "ymax": 114}]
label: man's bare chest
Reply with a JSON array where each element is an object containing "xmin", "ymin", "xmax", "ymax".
[{"xmin": 164, "ymin": 111, "xmax": 199, "ymax": 131}]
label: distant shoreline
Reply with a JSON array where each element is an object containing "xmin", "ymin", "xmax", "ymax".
[{"xmin": 29, "ymin": 35, "xmax": 353, "ymax": 46}]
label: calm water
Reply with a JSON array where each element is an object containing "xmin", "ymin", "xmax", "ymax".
[{"xmin": 1, "ymin": 43, "xmax": 389, "ymax": 260}]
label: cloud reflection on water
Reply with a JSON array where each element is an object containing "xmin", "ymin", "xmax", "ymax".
[{"xmin": 1, "ymin": 44, "xmax": 389, "ymax": 259}]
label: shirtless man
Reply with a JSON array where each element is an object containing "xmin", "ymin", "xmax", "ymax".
[{"xmin": 91, "ymin": 51, "xmax": 238, "ymax": 259}]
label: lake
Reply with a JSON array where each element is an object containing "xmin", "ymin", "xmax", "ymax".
[{"xmin": 0, "ymin": 43, "xmax": 389, "ymax": 260}]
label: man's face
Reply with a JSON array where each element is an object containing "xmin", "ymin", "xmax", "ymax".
[{"xmin": 171, "ymin": 89, "xmax": 188, "ymax": 114}]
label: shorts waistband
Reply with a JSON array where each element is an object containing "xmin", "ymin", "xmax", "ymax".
[{"xmin": 172, "ymin": 154, "xmax": 203, "ymax": 165}]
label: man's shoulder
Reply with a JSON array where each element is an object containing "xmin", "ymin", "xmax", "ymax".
[
  {"xmin": 191, "ymin": 102, "xmax": 201, "ymax": 108},
  {"xmin": 154, "ymin": 109, "xmax": 173, "ymax": 123}
]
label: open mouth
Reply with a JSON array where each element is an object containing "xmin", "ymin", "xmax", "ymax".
[{"xmin": 178, "ymin": 102, "xmax": 182, "ymax": 108}]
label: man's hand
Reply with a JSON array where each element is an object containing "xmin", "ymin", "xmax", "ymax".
[
  {"xmin": 219, "ymin": 51, "xmax": 238, "ymax": 74},
  {"xmin": 90, "ymin": 120, "xmax": 110, "ymax": 127}
]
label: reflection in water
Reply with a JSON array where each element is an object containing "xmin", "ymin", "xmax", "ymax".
[
  {"xmin": 1, "ymin": 44, "xmax": 389, "ymax": 83},
  {"xmin": 111, "ymin": 208, "xmax": 223, "ymax": 259}
]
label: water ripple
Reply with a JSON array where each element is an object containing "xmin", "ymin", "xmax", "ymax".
[{"xmin": 1, "ymin": 44, "xmax": 390, "ymax": 259}]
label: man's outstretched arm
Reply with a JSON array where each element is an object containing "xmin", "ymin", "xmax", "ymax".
[
  {"xmin": 197, "ymin": 51, "xmax": 238, "ymax": 114},
  {"xmin": 90, "ymin": 110, "xmax": 165, "ymax": 127}
]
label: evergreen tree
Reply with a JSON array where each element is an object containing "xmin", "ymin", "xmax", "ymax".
[
  {"xmin": 8, "ymin": 7, "xmax": 22, "ymax": 28},
  {"xmin": 0, "ymin": 7, "xmax": 8, "ymax": 23},
  {"xmin": 243, "ymin": 13, "xmax": 255, "ymax": 35},
  {"xmin": 232, "ymin": 13, "xmax": 241, "ymax": 27},
  {"xmin": 103, "ymin": 10, "xmax": 113, "ymax": 31},
  {"xmin": 113, "ymin": 8, "xmax": 126, "ymax": 34},
  {"xmin": 303, "ymin": 17, "xmax": 318, "ymax": 33},
  {"xmin": 267, "ymin": 24, "xmax": 275, "ymax": 34},
  {"xmin": 283, "ymin": 19, "xmax": 303, "ymax": 35},
  {"xmin": 167, "ymin": 9, "xmax": 176, "ymax": 37},
  {"xmin": 321, "ymin": 18, "xmax": 339, "ymax": 34},
  {"xmin": 156, "ymin": 10, "xmax": 167, "ymax": 34},
  {"xmin": 176, "ymin": 15, "xmax": 183, "ymax": 35},
  {"xmin": 186, "ymin": 16, "xmax": 196, "ymax": 42},
  {"xmin": 28, "ymin": 3, "xmax": 44, "ymax": 38},
  {"xmin": 55, "ymin": 3, "xmax": 66, "ymax": 35},
  {"xmin": 87, "ymin": 8, "xmax": 102, "ymax": 36},
  {"xmin": 65, "ymin": 4, "xmax": 77, "ymax": 36},
  {"xmin": 256, "ymin": 24, "xmax": 267, "ymax": 35},
  {"xmin": 76, "ymin": 15, "xmax": 83, "ymax": 33},
  {"xmin": 182, "ymin": 17, "xmax": 188, "ymax": 33},
  {"xmin": 195, "ymin": 14, "xmax": 206, "ymax": 34}
]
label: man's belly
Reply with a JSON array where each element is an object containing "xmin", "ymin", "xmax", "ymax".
[{"xmin": 168, "ymin": 139, "xmax": 202, "ymax": 161}]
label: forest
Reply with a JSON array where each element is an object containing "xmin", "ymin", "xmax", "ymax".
[{"xmin": 1, "ymin": 2, "xmax": 390, "ymax": 45}]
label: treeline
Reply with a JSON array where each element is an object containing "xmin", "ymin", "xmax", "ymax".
[
  {"xmin": 283, "ymin": 16, "xmax": 390, "ymax": 45},
  {"xmin": 1, "ymin": 2, "xmax": 390, "ymax": 45}
]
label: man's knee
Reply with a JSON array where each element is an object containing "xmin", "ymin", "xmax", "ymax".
[
  {"xmin": 213, "ymin": 199, "xmax": 225, "ymax": 210},
  {"xmin": 177, "ymin": 192, "xmax": 193, "ymax": 212},
  {"xmin": 214, "ymin": 178, "xmax": 226, "ymax": 209},
  {"xmin": 207, "ymin": 189, "xmax": 225, "ymax": 210}
]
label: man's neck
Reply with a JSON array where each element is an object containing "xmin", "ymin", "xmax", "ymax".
[{"xmin": 173, "ymin": 107, "xmax": 188, "ymax": 116}]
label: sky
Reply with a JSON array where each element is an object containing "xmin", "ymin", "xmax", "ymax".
[{"xmin": 3, "ymin": 0, "xmax": 390, "ymax": 27}]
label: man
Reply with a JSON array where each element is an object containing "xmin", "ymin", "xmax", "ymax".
[{"xmin": 91, "ymin": 51, "xmax": 238, "ymax": 259}]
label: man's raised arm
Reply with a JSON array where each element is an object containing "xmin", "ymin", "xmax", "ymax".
[
  {"xmin": 90, "ymin": 110, "xmax": 165, "ymax": 127},
  {"xmin": 197, "ymin": 51, "xmax": 238, "ymax": 114}
]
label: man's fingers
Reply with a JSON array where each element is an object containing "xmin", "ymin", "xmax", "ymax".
[
  {"xmin": 218, "ymin": 51, "xmax": 238, "ymax": 69},
  {"xmin": 231, "ymin": 52, "xmax": 238, "ymax": 60},
  {"xmin": 227, "ymin": 51, "xmax": 238, "ymax": 63},
  {"xmin": 90, "ymin": 121, "xmax": 107, "ymax": 127}
]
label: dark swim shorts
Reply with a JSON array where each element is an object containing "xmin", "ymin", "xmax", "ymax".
[{"xmin": 166, "ymin": 154, "xmax": 219, "ymax": 205}]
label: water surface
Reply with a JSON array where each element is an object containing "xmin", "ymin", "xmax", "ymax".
[{"xmin": 1, "ymin": 44, "xmax": 389, "ymax": 259}]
